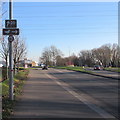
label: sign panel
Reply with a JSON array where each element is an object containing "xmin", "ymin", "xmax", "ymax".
[
  {"xmin": 3, "ymin": 28, "xmax": 19, "ymax": 35},
  {"xmin": 5, "ymin": 20, "xmax": 17, "ymax": 28},
  {"xmin": 8, "ymin": 35, "xmax": 14, "ymax": 42}
]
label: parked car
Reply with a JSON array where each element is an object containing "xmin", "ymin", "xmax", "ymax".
[
  {"xmin": 42, "ymin": 65, "xmax": 48, "ymax": 70},
  {"xmin": 94, "ymin": 65, "xmax": 101, "ymax": 70}
]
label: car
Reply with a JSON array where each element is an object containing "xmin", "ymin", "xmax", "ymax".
[
  {"xmin": 42, "ymin": 65, "xmax": 48, "ymax": 70},
  {"xmin": 94, "ymin": 65, "xmax": 101, "ymax": 70}
]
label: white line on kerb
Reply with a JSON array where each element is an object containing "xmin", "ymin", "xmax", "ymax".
[{"xmin": 46, "ymin": 73, "xmax": 115, "ymax": 119}]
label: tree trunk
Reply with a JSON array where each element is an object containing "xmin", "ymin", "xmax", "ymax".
[
  {"xmin": 17, "ymin": 61, "xmax": 20, "ymax": 72},
  {"xmin": 5, "ymin": 57, "xmax": 8, "ymax": 79},
  {"xmin": 14, "ymin": 63, "xmax": 17, "ymax": 75}
]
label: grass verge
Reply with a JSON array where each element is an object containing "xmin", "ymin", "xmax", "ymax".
[
  {"xmin": 54, "ymin": 66, "xmax": 119, "ymax": 80},
  {"xmin": 54, "ymin": 66, "xmax": 92, "ymax": 73},
  {"xmin": 2, "ymin": 69, "xmax": 29, "ymax": 119},
  {"xmin": 104, "ymin": 67, "xmax": 120, "ymax": 73}
]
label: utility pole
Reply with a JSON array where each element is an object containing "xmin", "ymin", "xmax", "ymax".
[{"xmin": 9, "ymin": 0, "xmax": 14, "ymax": 100}]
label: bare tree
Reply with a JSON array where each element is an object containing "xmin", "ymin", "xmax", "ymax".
[
  {"xmin": 79, "ymin": 50, "xmax": 94, "ymax": 67},
  {"xmin": 0, "ymin": 37, "xmax": 8, "ymax": 66},
  {"xmin": 0, "ymin": 37, "xmax": 9, "ymax": 78},
  {"xmin": 40, "ymin": 43, "xmax": 119, "ymax": 67},
  {"xmin": 92, "ymin": 44, "xmax": 119, "ymax": 67},
  {"xmin": 40, "ymin": 45, "xmax": 63, "ymax": 66},
  {"xmin": 40, "ymin": 47, "xmax": 52, "ymax": 65},
  {"xmin": 110, "ymin": 44, "xmax": 120, "ymax": 67},
  {"xmin": 71, "ymin": 55, "xmax": 79, "ymax": 66},
  {"xmin": 56, "ymin": 55, "xmax": 65, "ymax": 66},
  {"xmin": 92, "ymin": 44, "xmax": 111, "ymax": 67},
  {"xmin": 50, "ymin": 46, "xmax": 63, "ymax": 66},
  {"xmin": 13, "ymin": 36, "xmax": 27, "ymax": 73}
]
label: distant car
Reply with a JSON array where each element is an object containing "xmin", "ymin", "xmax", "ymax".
[
  {"xmin": 94, "ymin": 65, "xmax": 101, "ymax": 70},
  {"xmin": 42, "ymin": 65, "xmax": 48, "ymax": 70}
]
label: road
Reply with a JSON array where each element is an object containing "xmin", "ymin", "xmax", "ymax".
[
  {"xmin": 84, "ymin": 68, "xmax": 119, "ymax": 79},
  {"xmin": 12, "ymin": 68, "xmax": 118, "ymax": 119}
]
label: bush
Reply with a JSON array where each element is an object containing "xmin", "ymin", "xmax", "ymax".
[{"xmin": 16, "ymin": 67, "xmax": 26, "ymax": 70}]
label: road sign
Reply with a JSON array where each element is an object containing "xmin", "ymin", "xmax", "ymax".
[
  {"xmin": 8, "ymin": 35, "xmax": 14, "ymax": 42},
  {"xmin": 3, "ymin": 28, "xmax": 19, "ymax": 35},
  {"xmin": 5, "ymin": 20, "xmax": 17, "ymax": 28}
]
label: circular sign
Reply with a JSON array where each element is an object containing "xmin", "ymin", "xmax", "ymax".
[{"xmin": 8, "ymin": 35, "xmax": 14, "ymax": 42}]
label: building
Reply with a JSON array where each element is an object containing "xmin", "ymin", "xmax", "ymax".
[
  {"xmin": 19, "ymin": 59, "xmax": 38, "ymax": 68},
  {"xmin": 66, "ymin": 61, "xmax": 74, "ymax": 67},
  {"xmin": 31, "ymin": 61, "xmax": 38, "ymax": 67}
]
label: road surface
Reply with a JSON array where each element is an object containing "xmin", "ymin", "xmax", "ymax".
[
  {"xmin": 84, "ymin": 68, "xmax": 119, "ymax": 79},
  {"xmin": 12, "ymin": 68, "xmax": 118, "ymax": 119}
]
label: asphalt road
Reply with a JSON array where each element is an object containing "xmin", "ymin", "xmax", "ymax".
[
  {"xmin": 12, "ymin": 68, "xmax": 118, "ymax": 119},
  {"xmin": 84, "ymin": 68, "xmax": 119, "ymax": 79}
]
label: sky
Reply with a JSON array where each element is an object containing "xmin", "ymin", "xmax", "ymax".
[{"xmin": 1, "ymin": 2, "xmax": 118, "ymax": 62}]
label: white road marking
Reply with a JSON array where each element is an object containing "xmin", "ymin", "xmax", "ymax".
[{"xmin": 46, "ymin": 73, "xmax": 115, "ymax": 119}]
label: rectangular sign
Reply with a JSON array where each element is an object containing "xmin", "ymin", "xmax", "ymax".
[
  {"xmin": 3, "ymin": 28, "xmax": 19, "ymax": 35},
  {"xmin": 5, "ymin": 20, "xmax": 17, "ymax": 28}
]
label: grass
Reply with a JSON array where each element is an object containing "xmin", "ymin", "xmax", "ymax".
[
  {"xmin": 104, "ymin": 67, "xmax": 120, "ymax": 73},
  {"xmin": 55, "ymin": 66, "xmax": 120, "ymax": 73},
  {"xmin": 55, "ymin": 66, "xmax": 119, "ymax": 80},
  {"xmin": 0, "ymin": 68, "xmax": 2, "ymax": 81},
  {"xmin": 54, "ymin": 66, "xmax": 92, "ymax": 73},
  {"xmin": 2, "ymin": 69, "xmax": 29, "ymax": 118}
]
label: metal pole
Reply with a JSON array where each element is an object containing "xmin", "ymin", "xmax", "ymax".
[{"xmin": 9, "ymin": 0, "xmax": 14, "ymax": 100}]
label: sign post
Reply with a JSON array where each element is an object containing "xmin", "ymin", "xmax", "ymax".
[
  {"xmin": 2, "ymin": 0, "xmax": 19, "ymax": 100},
  {"xmin": 8, "ymin": 0, "xmax": 14, "ymax": 101}
]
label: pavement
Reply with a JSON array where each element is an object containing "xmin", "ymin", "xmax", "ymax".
[{"xmin": 11, "ymin": 69, "xmax": 118, "ymax": 119}]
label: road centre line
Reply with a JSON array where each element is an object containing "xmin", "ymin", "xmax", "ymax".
[{"xmin": 45, "ymin": 73, "xmax": 115, "ymax": 119}]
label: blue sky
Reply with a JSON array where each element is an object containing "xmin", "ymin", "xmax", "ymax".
[{"xmin": 2, "ymin": 2, "xmax": 118, "ymax": 62}]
